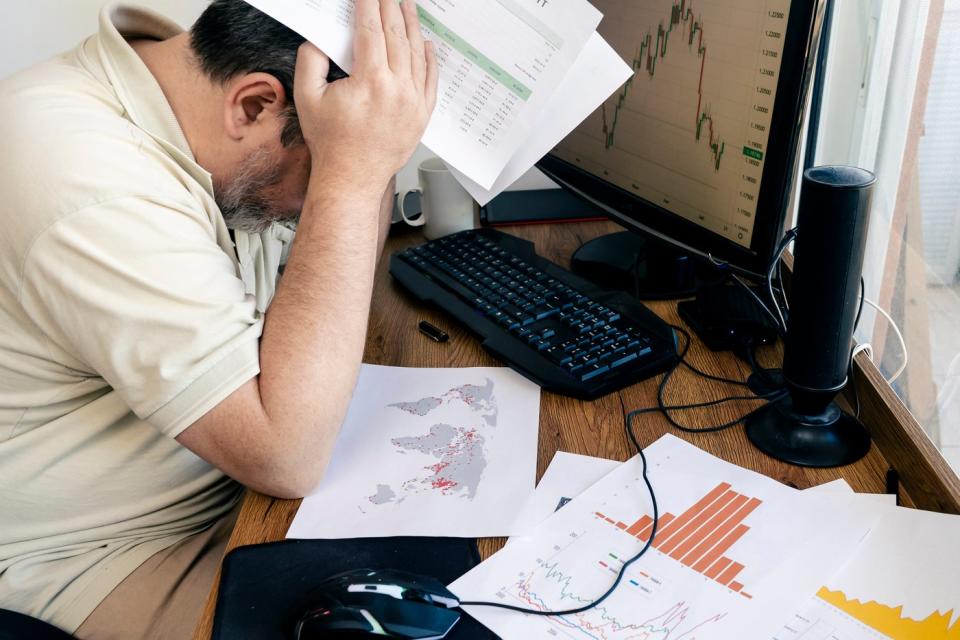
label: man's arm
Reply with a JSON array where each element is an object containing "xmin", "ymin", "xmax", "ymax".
[
  {"xmin": 177, "ymin": 0, "xmax": 437, "ymax": 499},
  {"xmin": 378, "ymin": 176, "xmax": 397, "ymax": 259}
]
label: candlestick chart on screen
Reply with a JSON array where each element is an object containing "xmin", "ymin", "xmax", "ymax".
[
  {"xmin": 552, "ymin": 0, "xmax": 790, "ymax": 248},
  {"xmin": 601, "ymin": 0, "xmax": 726, "ymax": 171}
]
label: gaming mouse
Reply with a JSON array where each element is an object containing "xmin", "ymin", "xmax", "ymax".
[{"xmin": 293, "ymin": 568, "xmax": 461, "ymax": 640}]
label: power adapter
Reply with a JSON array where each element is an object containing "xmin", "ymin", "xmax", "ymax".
[{"xmin": 677, "ymin": 283, "xmax": 779, "ymax": 353}]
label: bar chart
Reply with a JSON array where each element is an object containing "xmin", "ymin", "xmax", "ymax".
[
  {"xmin": 595, "ymin": 481, "xmax": 760, "ymax": 598},
  {"xmin": 453, "ymin": 435, "xmax": 878, "ymax": 640}
]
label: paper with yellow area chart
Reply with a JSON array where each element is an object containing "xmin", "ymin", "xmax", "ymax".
[{"xmin": 772, "ymin": 504, "xmax": 960, "ymax": 640}]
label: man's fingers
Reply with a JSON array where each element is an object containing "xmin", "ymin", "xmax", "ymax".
[
  {"xmin": 354, "ymin": 0, "xmax": 388, "ymax": 72},
  {"xmin": 402, "ymin": 0, "xmax": 427, "ymax": 89},
  {"xmin": 424, "ymin": 41, "xmax": 439, "ymax": 113},
  {"xmin": 380, "ymin": 0, "xmax": 411, "ymax": 77},
  {"xmin": 294, "ymin": 43, "xmax": 331, "ymax": 100}
]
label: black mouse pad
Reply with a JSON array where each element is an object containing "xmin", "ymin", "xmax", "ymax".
[{"xmin": 212, "ymin": 538, "xmax": 499, "ymax": 640}]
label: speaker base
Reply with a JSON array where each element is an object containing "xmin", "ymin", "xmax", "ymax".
[{"xmin": 745, "ymin": 397, "xmax": 871, "ymax": 468}]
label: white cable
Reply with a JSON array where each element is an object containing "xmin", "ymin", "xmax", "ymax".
[
  {"xmin": 863, "ymin": 299, "xmax": 909, "ymax": 384},
  {"xmin": 852, "ymin": 343, "xmax": 873, "ymax": 362}
]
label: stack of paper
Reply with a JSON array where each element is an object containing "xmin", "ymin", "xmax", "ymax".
[
  {"xmin": 244, "ymin": 0, "xmax": 634, "ymax": 205},
  {"xmin": 451, "ymin": 437, "xmax": 960, "ymax": 639}
]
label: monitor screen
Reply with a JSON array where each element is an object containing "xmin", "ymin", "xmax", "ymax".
[{"xmin": 539, "ymin": 0, "xmax": 823, "ymax": 277}]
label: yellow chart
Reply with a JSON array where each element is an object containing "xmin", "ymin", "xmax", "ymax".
[{"xmin": 817, "ymin": 587, "xmax": 960, "ymax": 640}]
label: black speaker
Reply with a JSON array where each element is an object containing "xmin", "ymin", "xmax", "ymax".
[{"xmin": 746, "ymin": 166, "xmax": 876, "ymax": 467}]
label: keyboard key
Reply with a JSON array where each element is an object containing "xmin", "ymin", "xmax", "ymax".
[
  {"xmin": 581, "ymin": 364, "xmax": 610, "ymax": 382},
  {"xmin": 610, "ymin": 352, "xmax": 638, "ymax": 368}
]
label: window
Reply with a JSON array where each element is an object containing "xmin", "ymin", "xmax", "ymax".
[{"xmin": 815, "ymin": 0, "xmax": 960, "ymax": 474}]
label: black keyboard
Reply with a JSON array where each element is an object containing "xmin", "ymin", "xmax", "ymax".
[{"xmin": 390, "ymin": 229, "xmax": 678, "ymax": 399}]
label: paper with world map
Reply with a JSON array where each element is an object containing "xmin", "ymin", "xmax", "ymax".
[{"xmin": 286, "ymin": 364, "xmax": 542, "ymax": 539}]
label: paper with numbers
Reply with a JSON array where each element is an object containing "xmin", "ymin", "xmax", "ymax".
[{"xmin": 245, "ymin": 0, "xmax": 602, "ymax": 190}]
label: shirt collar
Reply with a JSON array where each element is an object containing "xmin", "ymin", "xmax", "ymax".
[{"xmin": 92, "ymin": 4, "xmax": 215, "ymax": 194}]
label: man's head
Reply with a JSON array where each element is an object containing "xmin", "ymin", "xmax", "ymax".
[{"xmin": 188, "ymin": 0, "xmax": 311, "ymax": 232}]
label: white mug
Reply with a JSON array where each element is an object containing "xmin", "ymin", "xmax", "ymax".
[{"xmin": 398, "ymin": 158, "xmax": 478, "ymax": 240}]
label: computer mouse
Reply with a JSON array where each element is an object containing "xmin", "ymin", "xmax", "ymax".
[{"xmin": 293, "ymin": 568, "xmax": 461, "ymax": 640}]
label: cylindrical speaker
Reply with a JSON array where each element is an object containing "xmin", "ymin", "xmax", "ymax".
[
  {"xmin": 745, "ymin": 166, "xmax": 875, "ymax": 468},
  {"xmin": 783, "ymin": 166, "xmax": 875, "ymax": 414}
]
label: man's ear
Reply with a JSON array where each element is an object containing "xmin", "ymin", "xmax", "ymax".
[{"xmin": 223, "ymin": 73, "xmax": 288, "ymax": 142}]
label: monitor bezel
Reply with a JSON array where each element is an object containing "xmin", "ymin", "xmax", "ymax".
[{"xmin": 536, "ymin": 0, "xmax": 827, "ymax": 280}]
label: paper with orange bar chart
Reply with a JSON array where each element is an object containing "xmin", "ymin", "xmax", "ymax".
[
  {"xmin": 449, "ymin": 434, "xmax": 883, "ymax": 639},
  {"xmin": 772, "ymin": 504, "xmax": 960, "ymax": 640}
]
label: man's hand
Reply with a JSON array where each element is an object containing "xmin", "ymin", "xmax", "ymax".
[
  {"xmin": 295, "ymin": 0, "xmax": 438, "ymax": 198},
  {"xmin": 177, "ymin": 1, "xmax": 438, "ymax": 499}
]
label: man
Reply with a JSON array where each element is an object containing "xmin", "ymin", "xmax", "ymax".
[{"xmin": 0, "ymin": 0, "xmax": 437, "ymax": 637}]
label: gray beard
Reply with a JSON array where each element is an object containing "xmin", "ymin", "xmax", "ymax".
[{"xmin": 216, "ymin": 147, "xmax": 295, "ymax": 234}]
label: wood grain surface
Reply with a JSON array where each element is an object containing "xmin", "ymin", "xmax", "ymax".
[{"xmin": 192, "ymin": 221, "xmax": 954, "ymax": 640}]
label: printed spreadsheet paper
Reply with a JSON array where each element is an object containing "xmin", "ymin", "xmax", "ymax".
[
  {"xmin": 286, "ymin": 365, "xmax": 541, "ymax": 539},
  {"xmin": 449, "ymin": 434, "xmax": 886, "ymax": 639},
  {"xmin": 450, "ymin": 32, "xmax": 633, "ymax": 207},
  {"xmin": 246, "ymin": 0, "xmax": 602, "ymax": 190}
]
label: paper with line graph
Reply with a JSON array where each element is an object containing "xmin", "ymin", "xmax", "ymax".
[
  {"xmin": 450, "ymin": 435, "xmax": 880, "ymax": 639},
  {"xmin": 244, "ymin": 0, "xmax": 602, "ymax": 189}
]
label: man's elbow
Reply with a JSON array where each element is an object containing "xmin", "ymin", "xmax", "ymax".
[
  {"xmin": 178, "ymin": 389, "xmax": 345, "ymax": 500},
  {"xmin": 246, "ymin": 449, "xmax": 333, "ymax": 500}
]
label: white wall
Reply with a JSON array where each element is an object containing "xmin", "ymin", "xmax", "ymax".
[
  {"xmin": 0, "ymin": 0, "xmax": 551, "ymax": 195},
  {"xmin": 0, "ymin": 1, "xmax": 207, "ymax": 80}
]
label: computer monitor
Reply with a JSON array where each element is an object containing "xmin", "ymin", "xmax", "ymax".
[{"xmin": 537, "ymin": 0, "xmax": 827, "ymax": 288}]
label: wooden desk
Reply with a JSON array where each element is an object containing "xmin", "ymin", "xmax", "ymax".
[{"xmin": 192, "ymin": 221, "xmax": 960, "ymax": 640}]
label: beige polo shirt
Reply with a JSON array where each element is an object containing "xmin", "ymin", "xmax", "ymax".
[{"xmin": 0, "ymin": 5, "xmax": 294, "ymax": 632}]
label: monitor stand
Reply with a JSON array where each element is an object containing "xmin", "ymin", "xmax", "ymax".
[{"xmin": 571, "ymin": 231, "xmax": 719, "ymax": 300}]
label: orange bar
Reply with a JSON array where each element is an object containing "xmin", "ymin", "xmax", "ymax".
[
  {"xmin": 703, "ymin": 557, "xmax": 731, "ymax": 580},
  {"xmin": 716, "ymin": 562, "xmax": 744, "ymax": 586},
  {"xmin": 668, "ymin": 494, "xmax": 747, "ymax": 559},
  {"xmin": 616, "ymin": 522, "xmax": 628, "ymax": 530},
  {"xmin": 595, "ymin": 512, "xmax": 606, "ymax": 519},
  {"xmin": 690, "ymin": 524, "xmax": 751, "ymax": 572},
  {"xmin": 639, "ymin": 513, "xmax": 674, "ymax": 541},
  {"xmin": 626, "ymin": 516, "xmax": 653, "ymax": 536},
  {"xmin": 691, "ymin": 523, "xmax": 751, "ymax": 573},
  {"xmin": 658, "ymin": 490, "xmax": 738, "ymax": 555},
  {"xmin": 684, "ymin": 498, "xmax": 761, "ymax": 569},
  {"xmin": 651, "ymin": 483, "xmax": 732, "ymax": 547},
  {"xmin": 740, "ymin": 592, "xmax": 753, "ymax": 600},
  {"xmin": 605, "ymin": 517, "xmax": 616, "ymax": 524},
  {"xmin": 729, "ymin": 581, "xmax": 744, "ymax": 593}
]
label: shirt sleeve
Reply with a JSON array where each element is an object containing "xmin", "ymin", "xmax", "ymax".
[{"xmin": 18, "ymin": 196, "xmax": 263, "ymax": 438}]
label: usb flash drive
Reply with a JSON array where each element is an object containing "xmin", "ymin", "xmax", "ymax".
[{"xmin": 419, "ymin": 321, "xmax": 449, "ymax": 343}]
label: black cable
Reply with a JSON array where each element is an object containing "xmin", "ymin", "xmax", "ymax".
[
  {"xmin": 767, "ymin": 228, "xmax": 798, "ymax": 332},
  {"xmin": 854, "ymin": 277, "xmax": 866, "ymax": 334},
  {"xmin": 653, "ymin": 327, "xmax": 786, "ymax": 434},
  {"xmin": 729, "ymin": 273, "xmax": 787, "ymax": 338},
  {"xmin": 680, "ymin": 359, "xmax": 750, "ymax": 387},
  {"xmin": 457, "ymin": 325, "xmax": 785, "ymax": 616},
  {"xmin": 722, "ymin": 227, "xmax": 798, "ymax": 341},
  {"xmin": 743, "ymin": 344, "xmax": 783, "ymax": 392},
  {"xmin": 457, "ymin": 423, "xmax": 659, "ymax": 616}
]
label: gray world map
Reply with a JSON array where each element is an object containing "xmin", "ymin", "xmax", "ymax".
[{"xmin": 368, "ymin": 380, "xmax": 497, "ymax": 505}]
